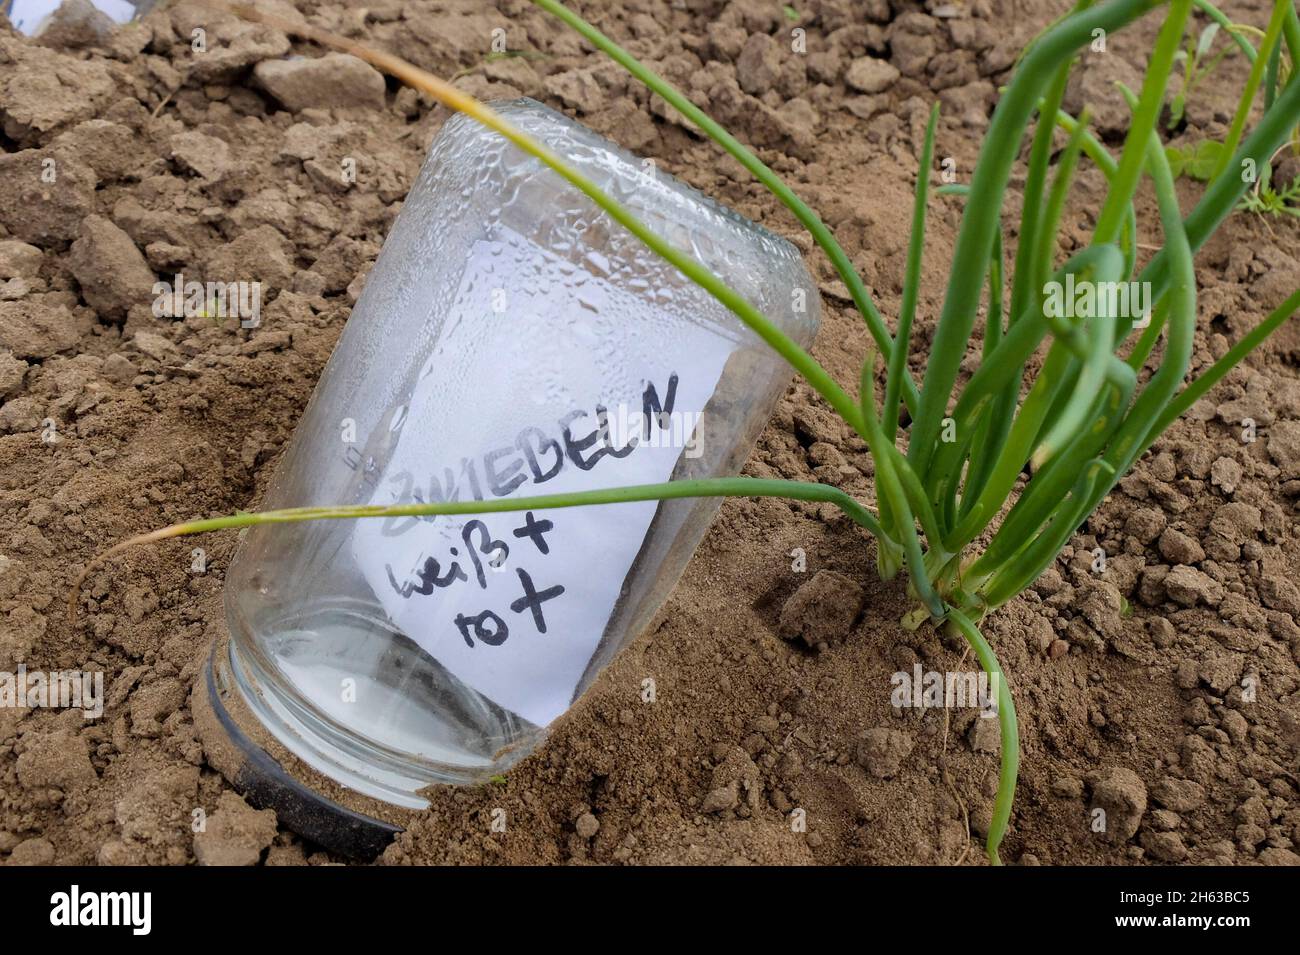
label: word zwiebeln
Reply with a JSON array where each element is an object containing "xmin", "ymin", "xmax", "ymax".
[{"xmin": 382, "ymin": 373, "xmax": 688, "ymax": 536}]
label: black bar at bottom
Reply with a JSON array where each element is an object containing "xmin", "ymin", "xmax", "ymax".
[{"xmin": 0, "ymin": 865, "xmax": 1288, "ymax": 940}]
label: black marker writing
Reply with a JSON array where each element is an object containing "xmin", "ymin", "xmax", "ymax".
[
  {"xmin": 461, "ymin": 519, "xmax": 509, "ymax": 588},
  {"xmin": 383, "ymin": 373, "xmax": 685, "ymax": 529},
  {"xmin": 512, "ymin": 511, "xmax": 554, "ymax": 555},
  {"xmin": 509, "ymin": 568, "xmax": 565, "ymax": 634},
  {"xmin": 454, "ymin": 609, "xmax": 509, "ymax": 648}
]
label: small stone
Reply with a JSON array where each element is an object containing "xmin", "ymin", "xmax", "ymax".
[
  {"xmin": 1198, "ymin": 653, "xmax": 1243, "ymax": 695},
  {"xmin": 1210, "ymin": 457, "xmax": 1242, "ymax": 495},
  {"xmin": 736, "ymin": 34, "xmax": 782, "ymax": 95},
  {"xmin": 203, "ymin": 225, "xmax": 295, "ymax": 296},
  {"xmin": 128, "ymin": 331, "xmax": 176, "ymax": 363},
  {"xmin": 1, "ymin": 277, "xmax": 30, "ymax": 299},
  {"xmin": 6, "ymin": 837, "xmax": 55, "ymax": 865},
  {"xmin": 1078, "ymin": 580, "xmax": 1124, "ymax": 638},
  {"xmin": 1052, "ymin": 775, "xmax": 1084, "ymax": 799},
  {"xmin": 0, "ymin": 301, "xmax": 85, "ymax": 360},
  {"xmin": 0, "ymin": 44, "xmax": 115, "ymax": 145},
  {"xmin": 1267, "ymin": 420, "xmax": 1300, "ymax": 478},
  {"xmin": 51, "ymin": 120, "xmax": 141, "ymax": 182},
  {"xmin": 1258, "ymin": 847, "xmax": 1300, "ymax": 866},
  {"xmin": 846, "ymin": 57, "xmax": 900, "ymax": 94},
  {"xmin": 0, "ymin": 352, "xmax": 28, "ymax": 398},
  {"xmin": 0, "ymin": 397, "xmax": 40, "ymax": 434},
  {"xmin": 1163, "ymin": 565, "xmax": 1224, "ymax": 607},
  {"xmin": 855, "ymin": 727, "xmax": 914, "ymax": 779},
  {"xmin": 1150, "ymin": 809, "xmax": 1182, "ymax": 831},
  {"xmin": 16, "ymin": 731, "xmax": 97, "ymax": 793},
  {"xmin": 0, "ymin": 241, "xmax": 43, "ymax": 280},
  {"xmin": 778, "ymin": 570, "xmax": 865, "ymax": 648},
  {"xmin": 702, "ymin": 784, "xmax": 738, "ymax": 813},
  {"xmin": 967, "ymin": 715, "xmax": 1000, "ymax": 754},
  {"xmin": 1158, "ymin": 528, "xmax": 1205, "ymax": 565},
  {"xmin": 1258, "ymin": 576, "xmax": 1300, "ymax": 616},
  {"xmin": 1124, "ymin": 507, "xmax": 1167, "ymax": 544},
  {"xmin": 0, "ymin": 150, "xmax": 96, "ymax": 247},
  {"xmin": 1141, "ymin": 830, "xmax": 1188, "ymax": 862},
  {"xmin": 170, "ymin": 131, "xmax": 231, "ymax": 181},
  {"xmin": 193, "ymin": 792, "xmax": 278, "ymax": 866},
  {"xmin": 254, "ymin": 53, "xmax": 387, "ymax": 112},
  {"xmin": 101, "ymin": 353, "xmax": 138, "ymax": 385},
  {"xmin": 69, "ymin": 215, "xmax": 156, "ymax": 322},
  {"xmin": 172, "ymin": 5, "xmax": 293, "ymax": 84},
  {"xmin": 543, "ymin": 69, "xmax": 604, "ymax": 113},
  {"xmin": 574, "ymin": 813, "xmax": 600, "ymax": 839},
  {"xmin": 1210, "ymin": 502, "xmax": 1262, "ymax": 544},
  {"xmin": 1090, "ymin": 766, "xmax": 1147, "ymax": 844},
  {"xmin": 34, "ymin": 0, "xmax": 115, "ymax": 50}
]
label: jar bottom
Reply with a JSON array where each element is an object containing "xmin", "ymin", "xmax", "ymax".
[{"xmin": 223, "ymin": 600, "xmax": 540, "ymax": 807}]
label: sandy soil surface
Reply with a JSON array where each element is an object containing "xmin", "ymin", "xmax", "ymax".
[{"xmin": 1, "ymin": 0, "xmax": 1299, "ymax": 866}]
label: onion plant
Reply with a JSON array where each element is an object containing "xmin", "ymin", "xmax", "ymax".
[{"xmin": 74, "ymin": 0, "xmax": 1300, "ymax": 864}]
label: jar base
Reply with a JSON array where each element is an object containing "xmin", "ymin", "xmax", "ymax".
[
  {"xmin": 193, "ymin": 640, "xmax": 405, "ymax": 860},
  {"xmin": 220, "ymin": 599, "xmax": 540, "ymax": 808}
]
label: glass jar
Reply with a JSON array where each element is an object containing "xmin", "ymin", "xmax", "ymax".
[{"xmin": 221, "ymin": 98, "xmax": 820, "ymax": 807}]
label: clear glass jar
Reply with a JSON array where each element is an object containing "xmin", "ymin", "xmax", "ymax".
[{"xmin": 221, "ymin": 98, "xmax": 820, "ymax": 807}]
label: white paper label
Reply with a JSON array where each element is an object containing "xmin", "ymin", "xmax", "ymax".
[{"xmin": 351, "ymin": 231, "xmax": 737, "ymax": 726}]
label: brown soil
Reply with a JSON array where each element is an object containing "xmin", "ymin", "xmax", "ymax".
[{"xmin": 1, "ymin": 0, "xmax": 1299, "ymax": 866}]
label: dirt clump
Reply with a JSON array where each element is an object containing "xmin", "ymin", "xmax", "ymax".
[
  {"xmin": 778, "ymin": 569, "xmax": 865, "ymax": 649},
  {"xmin": 193, "ymin": 792, "xmax": 278, "ymax": 866}
]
